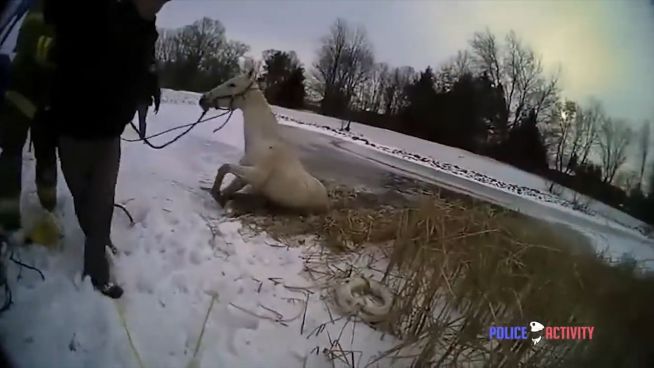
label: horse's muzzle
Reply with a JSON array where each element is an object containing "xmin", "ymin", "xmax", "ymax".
[{"xmin": 198, "ymin": 95, "xmax": 212, "ymax": 111}]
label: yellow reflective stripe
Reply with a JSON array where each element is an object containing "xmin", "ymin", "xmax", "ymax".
[
  {"xmin": 5, "ymin": 90, "xmax": 36, "ymax": 119},
  {"xmin": 35, "ymin": 36, "xmax": 43, "ymax": 61},
  {"xmin": 35, "ymin": 35, "xmax": 53, "ymax": 65},
  {"xmin": 43, "ymin": 37, "xmax": 53, "ymax": 54},
  {"xmin": 36, "ymin": 36, "xmax": 46, "ymax": 63}
]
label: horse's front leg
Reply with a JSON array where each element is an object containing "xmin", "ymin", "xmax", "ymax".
[
  {"xmin": 217, "ymin": 177, "xmax": 247, "ymax": 207},
  {"xmin": 211, "ymin": 164, "xmax": 231, "ymax": 204},
  {"xmin": 211, "ymin": 163, "xmax": 265, "ymax": 206}
]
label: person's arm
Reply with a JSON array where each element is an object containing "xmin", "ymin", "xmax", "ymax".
[
  {"xmin": 148, "ymin": 63, "xmax": 161, "ymax": 113},
  {"xmin": 143, "ymin": 28, "xmax": 161, "ymax": 112}
]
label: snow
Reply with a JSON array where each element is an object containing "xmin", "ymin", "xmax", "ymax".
[
  {"xmin": 2, "ymin": 89, "xmax": 653, "ymax": 367},
  {"xmin": 0, "ymin": 99, "xmax": 397, "ymax": 368}
]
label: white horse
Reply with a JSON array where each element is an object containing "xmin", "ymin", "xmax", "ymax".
[{"xmin": 198, "ymin": 59, "xmax": 330, "ymax": 214}]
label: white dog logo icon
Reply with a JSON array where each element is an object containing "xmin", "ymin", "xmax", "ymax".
[{"xmin": 529, "ymin": 321, "xmax": 545, "ymax": 345}]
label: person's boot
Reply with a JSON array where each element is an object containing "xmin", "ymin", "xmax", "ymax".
[
  {"xmin": 84, "ymin": 248, "xmax": 124, "ymax": 299},
  {"xmin": 87, "ymin": 271, "xmax": 124, "ymax": 299},
  {"xmin": 35, "ymin": 162, "xmax": 58, "ymax": 213},
  {"xmin": 106, "ymin": 241, "xmax": 119, "ymax": 255},
  {"xmin": 97, "ymin": 282, "xmax": 123, "ymax": 299}
]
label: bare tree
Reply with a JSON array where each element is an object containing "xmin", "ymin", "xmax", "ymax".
[
  {"xmin": 470, "ymin": 28, "xmax": 502, "ymax": 86},
  {"xmin": 435, "ymin": 50, "xmax": 473, "ymax": 92},
  {"xmin": 341, "ymin": 26, "xmax": 375, "ymax": 101},
  {"xmin": 154, "ymin": 18, "xmax": 249, "ymax": 91},
  {"xmin": 382, "ymin": 66, "xmax": 415, "ymax": 116},
  {"xmin": 598, "ymin": 118, "xmax": 632, "ymax": 184},
  {"xmin": 545, "ymin": 97, "xmax": 604, "ymax": 174},
  {"xmin": 312, "ymin": 18, "xmax": 374, "ymax": 115},
  {"xmin": 616, "ymin": 170, "xmax": 640, "ymax": 192},
  {"xmin": 548, "ymin": 100, "xmax": 578, "ymax": 172},
  {"xmin": 176, "ymin": 17, "xmax": 227, "ymax": 69},
  {"xmin": 205, "ymin": 39, "xmax": 250, "ymax": 84},
  {"xmin": 576, "ymin": 99, "xmax": 603, "ymax": 166},
  {"xmin": 155, "ymin": 28, "xmax": 179, "ymax": 65},
  {"xmin": 469, "ymin": 29, "xmax": 559, "ymax": 128},
  {"xmin": 354, "ymin": 62, "xmax": 389, "ymax": 112},
  {"xmin": 453, "ymin": 50, "xmax": 473, "ymax": 76},
  {"xmin": 565, "ymin": 99, "xmax": 604, "ymax": 172},
  {"xmin": 637, "ymin": 120, "xmax": 651, "ymax": 191}
]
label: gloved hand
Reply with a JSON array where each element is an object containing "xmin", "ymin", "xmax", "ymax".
[
  {"xmin": 152, "ymin": 85, "xmax": 161, "ymax": 114},
  {"xmin": 145, "ymin": 64, "xmax": 161, "ymax": 114}
]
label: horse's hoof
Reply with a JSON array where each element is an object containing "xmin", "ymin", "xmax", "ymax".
[
  {"xmin": 210, "ymin": 190, "xmax": 223, "ymax": 205},
  {"xmin": 214, "ymin": 192, "xmax": 229, "ymax": 208}
]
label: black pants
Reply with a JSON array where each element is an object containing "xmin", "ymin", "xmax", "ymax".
[
  {"xmin": 57, "ymin": 136, "xmax": 120, "ymax": 286},
  {"xmin": 0, "ymin": 104, "xmax": 58, "ymax": 231}
]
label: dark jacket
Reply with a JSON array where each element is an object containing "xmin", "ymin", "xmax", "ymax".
[
  {"xmin": 7, "ymin": 1, "xmax": 55, "ymax": 110},
  {"xmin": 44, "ymin": 0, "xmax": 159, "ymax": 139}
]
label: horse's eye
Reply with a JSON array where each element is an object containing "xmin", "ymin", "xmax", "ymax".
[{"xmin": 228, "ymin": 83, "xmax": 236, "ymax": 88}]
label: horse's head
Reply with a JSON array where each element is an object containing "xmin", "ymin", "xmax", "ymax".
[{"xmin": 199, "ymin": 57, "xmax": 261, "ymax": 111}]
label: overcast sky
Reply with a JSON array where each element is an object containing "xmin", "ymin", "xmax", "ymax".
[{"xmin": 158, "ymin": 0, "xmax": 654, "ymax": 127}]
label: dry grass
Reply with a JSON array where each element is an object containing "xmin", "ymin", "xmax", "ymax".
[
  {"xmin": 225, "ymin": 182, "xmax": 654, "ymax": 368},
  {"xmin": 227, "ymin": 184, "xmax": 408, "ymax": 250}
]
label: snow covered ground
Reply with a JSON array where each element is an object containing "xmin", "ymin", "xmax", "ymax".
[
  {"xmin": 0, "ymin": 99, "xmax": 398, "ymax": 368},
  {"xmin": 1, "ymin": 89, "xmax": 653, "ymax": 368}
]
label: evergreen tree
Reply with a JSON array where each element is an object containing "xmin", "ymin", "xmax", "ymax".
[
  {"xmin": 497, "ymin": 109, "xmax": 548, "ymax": 172},
  {"xmin": 261, "ymin": 50, "xmax": 306, "ymax": 108},
  {"xmin": 401, "ymin": 67, "xmax": 438, "ymax": 137}
]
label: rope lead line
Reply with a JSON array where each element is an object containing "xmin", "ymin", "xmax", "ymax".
[
  {"xmin": 125, "ymin": 110, "xmax": 208, "ymax": 150},
  {"xmin": 115, "ymin": 301, "xmax": 146, "ymax": 368},
  {"xmin": 123, "ymin": 108, "xmax": 236, "ymax": 149},
  {"xmin": 187, "ymin": 293, "xmax": 218, "ymax": 367},
  {"xmin": 124, "ymin": 84, "xmax": 255, "ymax": 150}
]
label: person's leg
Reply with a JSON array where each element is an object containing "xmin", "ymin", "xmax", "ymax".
[
  {"xmin": 31, "ymin": 108, "xmax": 58, "ymax": 212},
  {"xmin": 85, "ymin": 137, "xmax": 120, "ymax": 286},
  {"xmin": 0, "ymin": 104, "xmax": 29, "ymax": 232},
  {"xmin": 57, "ymin": 136, "xmax": 122, "ymax": 298},
  {"xmin": 57, "ymin": 136, "xmax": 92, "ymax": 234}
]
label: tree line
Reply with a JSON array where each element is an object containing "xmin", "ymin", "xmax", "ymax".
[{"xmin": 155, "ymin": 17, "xmax": 654, "ymax": 226}]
